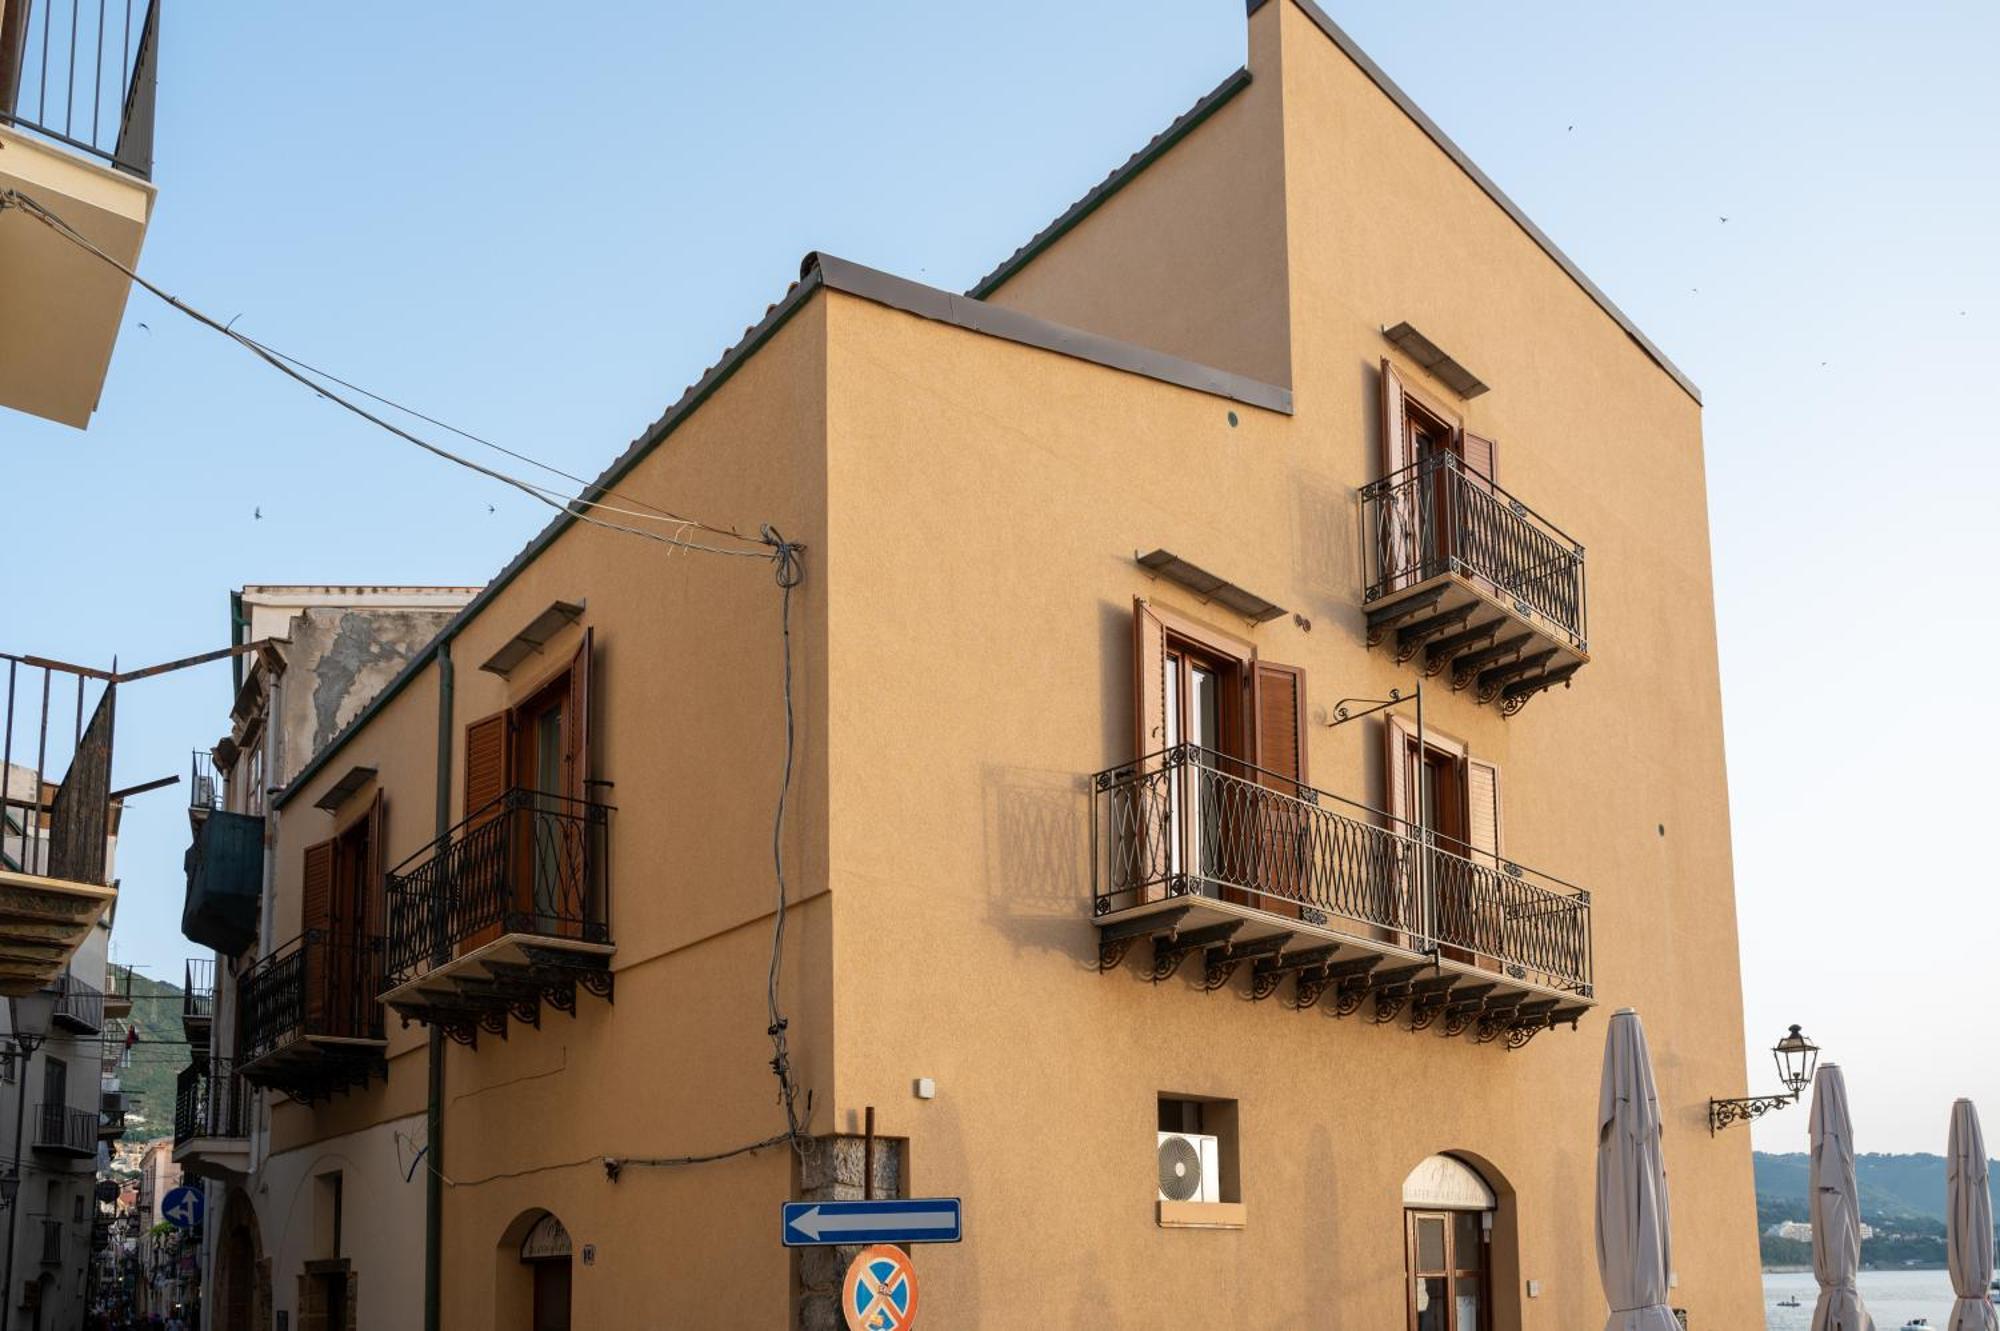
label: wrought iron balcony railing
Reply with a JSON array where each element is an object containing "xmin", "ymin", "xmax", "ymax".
[
  {"xmin": 53, "ymin": 968, "xmax": 103, "ymax": 1033},
  {"xmin": 182, "ymin": 957, "xmax": 214, "ymax": 1022},
  {"xmin": 385, "ymin": 788, "xmax": 611, "ymax": 983},
  {"xmin": 0, "ymin": 0, "xmax": 159, "ymax": 178},
  {"xmin": 238, "ymin": 929, "xmax": 385, "ymax": 1064},
  {"xmin": 1362, "ymin": 452, "xmax": 1587, "ymax": 653},
  {"xmin": 1091, "ymin": 745, "xmax": 1592, "ymax": 995},
  {"xmin": 173, "ymin": 1057, "xmax": 247, "ymax": 1145},
  {"xmin": 32, "ymin": 1102, "xmax": 96, "ymax": 1156},
  {"xmin": 189, "ymin": 749, "xmax": 221, "ymax": 815}
]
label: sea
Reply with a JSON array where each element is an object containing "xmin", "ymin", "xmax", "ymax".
[{"xmin": 1763, "ymin": 1269, "xmax": 1960, "ymax": 1329}]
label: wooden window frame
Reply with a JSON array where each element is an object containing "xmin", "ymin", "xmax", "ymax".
[{"xmin": 1404, "ymin": 1207, "xmax": 1493, "ymax": 1331}]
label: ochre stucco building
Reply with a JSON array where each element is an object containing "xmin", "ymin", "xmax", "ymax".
[{"xmin": 180, "ymin": 3, "xmax": 1759, "ymax": 1327}]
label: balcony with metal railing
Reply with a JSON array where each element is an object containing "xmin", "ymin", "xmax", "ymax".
[
  {"xmin": 1360, "ymin": 453, "xmax": 1588, "ymax": 715},
  {"xmin": 236, "ymin": 930, "xmax": 386, "ymax": 1103},
  {"xmin": 51, "ymin": 965, "xmax": 102, "ymax": 1033},
  {"xmin": 1091, "ymin": 746, "xmax": 1593, "ymax": 1048},
  {"xmin": 96, "ymin": 1085, "xmax": 126, "ymax": 1140},
  {"xmin": 31, "ymin": 1101, "xmax": 96, "ymax": 1157},
  {"xmin": 180, "ymin": 956, "xmax": 213, "ymax": 1051},
  {"xmin": 382, "ymin": 788, "xmax": 613, "ymax": 1046},
  {"xmin": 172, "ymin": 1056, "xmax": 249, "ymax": 1178},
  {"xmin": 0, "ymin": 0, "xmax": 160, "ymax": 426},
  {"xmin": 182, "ymin": 754, "xmax": 262, "ymax": 954}
]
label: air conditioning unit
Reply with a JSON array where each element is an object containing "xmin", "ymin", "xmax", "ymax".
[{"xmin": 1156, "ymin": 1131, "xmax": 1220, "ymax": 1204}]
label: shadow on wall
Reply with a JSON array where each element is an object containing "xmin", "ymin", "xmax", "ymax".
[
  {"xmin": 978, "ymin": 597, "xmax": 1137, "ymax": 967},
  {"xmin": 979, "ymin": 762, "xmax": 1094, "ymax": 968},
  {"xmin": 1292, "ymin": 465, "xmax": 1362, "ymax": 647}
]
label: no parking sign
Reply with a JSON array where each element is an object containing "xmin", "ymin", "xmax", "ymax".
[{"xmin": 841, "ymin": 1245, "xmax": 918, "ymax": 1331}]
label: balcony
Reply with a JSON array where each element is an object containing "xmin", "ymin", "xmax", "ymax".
[
  {"xmin": 0, "ymin": 668, "xmax": 118, "ymax": 993},
  {"xmin": 97, "ymin": 1086, "xmax": 125, "ymax": 1140},
  {"xmin": 383, "ymin": 789, "xmax": 613, "ymax": 1046},
  {"xmin": 1091, "ymin": 746, "xmax": 1593, "ymax": 1048},
  {"xmin": 172, "ymin": 1057, "xmax": 248, "ymax": 1179},
  {"xmin": 102, "ymin": 964, "xmax": 129, "ymax": 1019},
  {"xmin": 182, "ymin": 800, "xmax": 262, "ymax": 955},
  {"xmin": 52, "ymin": 966, "xmax": 102, "ymax": 1033},
  {"xmin": 1361, "ymin": 453, "xmax": 1588, "ymax": 715},
  {"xmin": 181, "ymin": 957, "xmax": 213, "ymax": 1051},
  {"xmin": 32, "ymin": 1102, "xmax": 95, "ymax": 1158},
  {"xmin": 236, "ymin": 930, "xmax": 386, "ymax": 1104},
  {"xmin": 0, "ymin": 0, "xmax": 159, "ymax": 426}
]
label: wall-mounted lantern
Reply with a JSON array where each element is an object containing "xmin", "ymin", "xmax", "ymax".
[{"xmin": 1710, "ymin": 1024, "xmax": 1820, "ymax": 1134}]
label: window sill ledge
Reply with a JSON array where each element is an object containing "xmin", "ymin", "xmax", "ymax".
[{"xmin": 1157, "ymin": 1200, "xmax": 1246, "ymax": 1230}]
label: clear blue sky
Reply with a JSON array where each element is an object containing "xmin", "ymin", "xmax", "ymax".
[{"xmin": 3, "ymin": 2, "xmax": 1995, "ymax": 1153}]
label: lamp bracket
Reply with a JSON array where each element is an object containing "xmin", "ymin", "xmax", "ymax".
[{"xmin": 1708, "ymin": 1092, "xmax": 1799, "ymax": 1135}]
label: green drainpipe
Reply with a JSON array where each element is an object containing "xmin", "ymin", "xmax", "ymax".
[{"xmin": 426, "ymin": 640, "xmax": 454, "ymax": 1331}]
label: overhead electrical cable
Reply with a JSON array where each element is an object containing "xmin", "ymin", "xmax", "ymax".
[
  {"xmin": 0, "ymin": 184, "xmax": 818, "ymax": 1170},
  {"xmin": 0, "ymin": 187, "xmax": 771, "ymax": 562}
]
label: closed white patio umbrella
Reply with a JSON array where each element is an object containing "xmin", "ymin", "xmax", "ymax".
[
  {"xmin": 1947, "ymin": 1098, "xmax": 1997, "ymax": 1331},
  {"xmin": 1810, "ymin": 1064, "xmax": 1875, "ymax": 1331},
  {"xmin": 1596, "ymin": 1008, "xmax": 1678, "ymax": 1331}
]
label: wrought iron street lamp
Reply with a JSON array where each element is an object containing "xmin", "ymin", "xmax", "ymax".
[{"xmin": 1710, "ymin": 1024, "xmax": 1820, "ymax": 1134}]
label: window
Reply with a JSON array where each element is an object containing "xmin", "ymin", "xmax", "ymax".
[
  {"xmin": 245, "ymin": 745, "xmax": 266, "ymax": 817},
  {"xmin": 462, "ymin": 628, "xmax": 596, "ymax": 944},
  {"xmin": 300, "ymin": 794, "xmax": 383, "ymax": 1038},
  {"xmin": 1155, "ymin": 1093, "xmax": 1242, "ymax": 1223},
  {"xmin": 1383, "ymin": 715, "xmax": 1502, "ymax": 964},
  {"xmin": 1131, "ymin": 600, "xmax": 1308, "ymax": 914},
  {"xmin": 1378, "ymin": 360, "xmax": 1500, "ymax": 593}
]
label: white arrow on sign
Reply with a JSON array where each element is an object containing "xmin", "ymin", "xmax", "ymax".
[{"xmin": 787, "ymin": 1205, "xmax": 958, "ymax": 1242}]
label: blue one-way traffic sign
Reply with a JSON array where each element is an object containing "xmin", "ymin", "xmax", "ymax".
[{"xmin": 781, "ymin": 1198, "xmax": 963, "ymax": 1247}]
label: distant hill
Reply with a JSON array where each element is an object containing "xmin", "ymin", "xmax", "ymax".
[
  {"xmin": 104, "ymin": 963, "xmax": 192, "ymax": 1144},
  {"xmin": 1753, "ymin": 1150, "xmax": 2000, "ymax": 1270},
  {"xmin": 1753, "ymin": 1150, "xmax": 2000, "ymax": 1224}
]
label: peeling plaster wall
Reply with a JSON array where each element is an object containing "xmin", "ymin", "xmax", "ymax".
[{"xmin": 275, "ymin": 608, "xmax": 459, "ymax": 786}]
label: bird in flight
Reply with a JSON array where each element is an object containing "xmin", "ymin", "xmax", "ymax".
[{"xmin": 254, "ymin": 507, "xmax": 263, "ymax": 520}]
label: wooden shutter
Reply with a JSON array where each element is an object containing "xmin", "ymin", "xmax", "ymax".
[
  {"xmin": 1466, "ymin": 758, "xmax": 1502, "ymax": 867},
  {"xmin": 1383, "ymin": 714, "xmax": 1415, "ymax": 830},
  {"xmin": 464, "ymin": 710, "xmax": 511, "ymax": 819},
  {"xmin": 1251, "ymin": 662, "xmax": 1308, "ymax": 789},
  {"xmin": 1251, "ymin": 661, "xmax": 1308, "ymax": 913},
  {"xmin": 1380, "ymin": 359, "xmax": 1412, "ymax": 475},
  {"xmin": 1381, "ymin": 714, "xmax": 1418, "ymax": 937},
  {"xmin": 1132, "ymin": 599, "xmax": 1167, "ymax": 760},
  {"xmin": 564, "ymin": 628, "xmax": 593, "ymax": 804},
  {"xmin": 364, "ymin": 791, "xmax": 386, "ymax": 935},
  {"xmin": 1461, "ymin": 431, "xmax": 1497, "ymax": 485},
  {"xmin": 301, "ymin": 838, "xmax": 335, "ymax": 936}
]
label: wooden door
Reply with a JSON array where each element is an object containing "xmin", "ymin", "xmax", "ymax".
[
  {"xmin": 1406, "ymin": 1209, "xmax": 1490, "ymax": 1331},
  {"xmin": 532, "ymin": 1260, "xmax": 572, "ymax": 1331}
]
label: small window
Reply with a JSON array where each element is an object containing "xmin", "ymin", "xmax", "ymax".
[{"xmin": 1156, "ymin": 1094, "xmax": 1241, "ymax": 1212}]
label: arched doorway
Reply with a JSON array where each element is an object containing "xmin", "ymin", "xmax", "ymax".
[
  {"xmin": 212, "ymin": 1188, "xmax": 267, "ymax": 1331},
  {"xmin": 1402, "ymin": 1154, "xmax": 1496, "ymax": 1331},
  {"xmin": 496, "ymin": 1210, "xmax": 572, "ymax": 1331}
]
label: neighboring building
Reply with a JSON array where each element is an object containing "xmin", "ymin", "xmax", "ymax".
[
  {"xmin": 132, "ymin": 1138, "xmax": 189, "ymax": 1319},
  {"xmin": 0, "ymin": 0, "xmax": 159, "ymax": 427},
  {"xmin": 1766, "ymin": 1219, "xmax": 1871, "ymax": 1243},
  {"xmin": 0, "ymin": 758, "xmax": 123, "ymax": 1331},
  {"xmin": 182, "ymin": 4, "xmax": 1756, "ymax": 1328},
  {"xmin": 173, "ymin": 587, "xmax": 478, "ymax": 1331}
]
